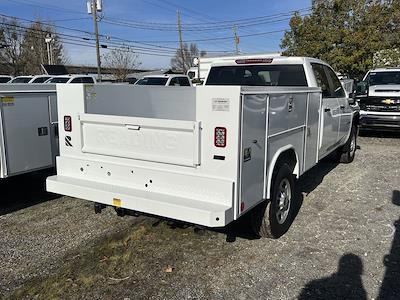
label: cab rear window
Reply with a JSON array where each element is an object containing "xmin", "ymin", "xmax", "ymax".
[
  {"xmin": 136, "ymin": 77, "xmax": 168, "ymax": 86},
  {"xmin": 206, "ymin": 65, "xmax": 308, "ymax": 86}
]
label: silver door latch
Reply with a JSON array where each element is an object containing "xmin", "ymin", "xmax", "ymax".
[{"xmin": 288, "ymin": 96, "xmax": 294, "ymax": 112}]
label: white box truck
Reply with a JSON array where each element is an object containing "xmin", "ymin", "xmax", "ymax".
[
  {"xmin": 0, "ymin": 84, "xmax": 58, "ymax": 178},
  {"xmin": 47, "ymin": 57, "xmax": 359, "ymax": 238}
]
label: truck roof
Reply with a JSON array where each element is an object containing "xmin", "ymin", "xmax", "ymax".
[
  {"xmin": 368, "ymin": 68, "xmax": 400, "ymax": 73},
  {"xmin": 142, "ymin": 74, "xmax": 189, "ymax": 79},
  {"xmin": 209, "ymin": 56, "xmax": 329, "ymax": 68}
]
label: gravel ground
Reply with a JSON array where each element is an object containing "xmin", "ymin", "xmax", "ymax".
[{"xmin": 1, "ymin": 133, "xmax": 400, "ymax": 299}]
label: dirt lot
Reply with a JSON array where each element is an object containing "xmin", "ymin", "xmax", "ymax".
[{"xmin": 1, "ymin": 133, "xmax": 399, "ymax": 300}]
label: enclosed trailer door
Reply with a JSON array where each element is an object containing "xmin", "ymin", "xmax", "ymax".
[{"xmin": 239, "ymin": 94, "xmax": 267, "ymax": 214}]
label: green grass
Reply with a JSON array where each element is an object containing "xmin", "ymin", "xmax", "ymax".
[{"xmin": 9, "ymin": 219, "xmax": 220, "ymax": 300}]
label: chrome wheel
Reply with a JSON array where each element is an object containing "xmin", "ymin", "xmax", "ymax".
[{"xmin": 275, "ymin": 178, "xmax": 291, "ymax": 224}]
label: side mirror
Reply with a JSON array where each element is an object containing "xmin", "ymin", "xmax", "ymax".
[
  {"xmin": 356, "ymin": 81, "xmax": 368, "ymax": 95},
  {"xmin": 348, "ymin": 92, "xmax": 356, "ymax": 105}
]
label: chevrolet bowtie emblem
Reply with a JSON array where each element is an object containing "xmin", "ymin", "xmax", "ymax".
[{"xmin": 382, "ymin": 99, "xmax": 395, "ymax": 105}]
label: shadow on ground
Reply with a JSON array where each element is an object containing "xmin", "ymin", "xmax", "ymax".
[
  {"xmin": 296, "ymin": 190, "xmax": 400, "ymax": 300},
  {"xmin": 378, "ymin": 190, "xmax": 400, "ymax": 299},
  {"xmin": 220, "ymin": 156, "xmax": 340, "ymax": 241},
  {"xmin": 0, "ymin": 169, "xmax": 60, "ymax": 215},
  {"xmin": 298, "ymin": 253, "xmax": 367, "ymax": 299}
]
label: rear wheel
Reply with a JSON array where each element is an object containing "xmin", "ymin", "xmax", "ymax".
[{"xmin": 250, "ymin": 163, "xmax": 299, "ymax": 239}]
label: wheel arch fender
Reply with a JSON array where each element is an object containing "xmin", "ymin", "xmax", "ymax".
[{"xmin": 266, "ymin": 145, "xmax": 299, "ymax": 200}]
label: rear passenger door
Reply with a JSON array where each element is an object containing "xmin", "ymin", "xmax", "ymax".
[
  {"xmin": 311, "ymin": 63, "xmax": 340, "ymax": 156},
  {"xmin": 324, "ymin": 66, "xmax": 351, "ymax": 143}
]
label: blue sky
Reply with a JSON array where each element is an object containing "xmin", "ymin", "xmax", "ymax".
[{"xmin": 0, "ymin": 0, "xmax": 310, "ymax": 69}]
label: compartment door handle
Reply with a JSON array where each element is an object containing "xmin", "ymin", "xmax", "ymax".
[{"xmin": 126, "ymin": 125, "xmax": 141, "ymax": 130}]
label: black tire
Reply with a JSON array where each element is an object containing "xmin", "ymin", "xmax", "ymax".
[
  {"xmin": 250, "ymin": 163, "xmax": 299, "ymax": 239},
  {"xmin": 338, "ymin": 125, "xmax": 357, "ymax": 164}
]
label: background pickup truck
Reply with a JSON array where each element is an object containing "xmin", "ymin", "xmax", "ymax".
[
  {"xmin": 46, "ymin": 56, "xmax": 359, "ymax": 239},
  {"xmin": 357, "ymin": 68, "xmax": 400, "ymax": 130}
]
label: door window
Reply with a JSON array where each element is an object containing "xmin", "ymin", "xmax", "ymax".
[
  {"xmin": 169, "ymin": 77, "xmax": 179, "ymax": 86},
  {"xmin": 324, "ymin": 66, "xmax": 345, "ymax": 98},
  {"xmin": 178, "ymin": 77, "xmax": 191, "ymax": 86},
  {"xmin": 70, "ymin": 77, "xmax": 82, "ymax": 83},
  {"xmin": 311, "ymin": 63, "xmax": 331, "ymax": 97},
  {"xmin": 81, "ymin": 77, "xmax": 94, "ymax": 83}
]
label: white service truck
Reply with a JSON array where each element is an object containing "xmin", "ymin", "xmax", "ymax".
[
  {"xmin": 47, "ymin": 57, "xmax": 359, "ymax": 238},
  {"xmin": 0, "ymin": 84, "xmax": 58, "ymax": 178}
]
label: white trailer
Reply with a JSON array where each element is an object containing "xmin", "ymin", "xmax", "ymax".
[
  {"xmin": 47, "ymin": 57, "xmax": 358, "ymax": 238},
  {"xmin": 0, "ymin": 84, "xmax": 58, "ymax": 178}
]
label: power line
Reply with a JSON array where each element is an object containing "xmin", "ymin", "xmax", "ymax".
[
  {"xmin": 101, "ymin": 14, "xmax": 304, "ymax": 31},
  {"xmin": 0, "ymin": 17, "xmax": 234, "ymax": 56},
  {"xmin": 102, "ymin": 7, "xmax": 311, "ymax": 29},
  {"xmin": 131, "ymin": 0, "xmax": 234, "ymax": 51},
  {"xmin": 0, "ymin": 22, "xmax": 177, "ymax": 55},
  {"xmin": 2, "ymin": 24, "xmax": 176, "ymax": 58},
  {"xmin": 4, "ymin": 0, "xmax": 88, "ymax": 16}
]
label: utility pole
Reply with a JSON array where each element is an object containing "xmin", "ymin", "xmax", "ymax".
[
  {"xmin": 177, "ymin": 10, "xmax": 185, "ymax": 73},
  {"xmin": 233, "ymin": 25, "xmax": 239, "ymax": 55},
  {"xmin": 45, "ymin": 34, "xmax": 53, "ymax": 65},
  {"xmin": 91, "ymin": 0, "xmax": 102, "ymax": 82}
]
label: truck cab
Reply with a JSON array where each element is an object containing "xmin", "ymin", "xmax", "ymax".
[
  {"xmin": 204, "ymin": 56, "xmax": 357, "ymax": 160},
  {"xmin": 357, "ymin": 68, "xmax": 400, "ymax": 130}
]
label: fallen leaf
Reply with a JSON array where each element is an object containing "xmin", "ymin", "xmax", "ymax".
[
  {"xmin": 164, "ymin": 265, "xmax": 174, "ymax": 273},
  {"xmin": 99, "ymin": 256, "xmax": 109, "ymax": 262}
]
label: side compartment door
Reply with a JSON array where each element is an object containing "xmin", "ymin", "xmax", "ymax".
[
  {"xmin": 324, "ymin": 66, "xmax": 352, "ymax": 143},
  {"xmin": 2, "ymin": 94, "xmax": 53, "ymax": 175},
  {"xmin": 311, "ymin": 63, "xmax": 340, "ymax": 156},
  {"xmin": 240, "ymin": 94, "xmax": 267, "ymax": 214},
  {"xmin": 304, "ymin": 92, "xmax": 322, "ymax": 172}
]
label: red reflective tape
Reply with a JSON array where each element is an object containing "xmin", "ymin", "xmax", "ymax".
[
  {"xmin": 214, "ymin": 127, "xmax": 227, "ymax": 148},
  {"xmin": 64, "ymin": 115, "xmax": 72, "ymax": 132}
]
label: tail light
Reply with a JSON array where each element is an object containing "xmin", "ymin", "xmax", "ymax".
[
  {"xmin": 64, "ymin": 115, "xmax": 72, "ymax": 132},
  {"xmin": 214, "ymin": 127, "xmax": 227, "ymax": 148}
]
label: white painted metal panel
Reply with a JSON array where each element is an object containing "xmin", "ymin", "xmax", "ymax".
[
  {"xmin": 80, "ymin": 114, "xmax": 201, "ymax": 167},
  {"xmin": 1, "ymin": 94, "xmax": 53, "ymax": 175},
  {"xmin": 239, "ymin": 94, "xmax": 267, "ymax": 213},
  {"xmin": 268, "ymin": 93, "xmax": 307, "ymax": 136},
  {"xmin": 47, "ymin": 174, "xmax": 234, "ymax": 227},
  {"xmin": 0, "ymin": 108, "xmax": 6, "ymax": 178},
  {"xmin": 304, "ymin": 92, "xmax": 322, "ymax": 172},
  {"xmin": 320, "ymin": 98, "xmax": 340, "ymax": 155},
  {"xmin": 84, "ymin": 85, "xmax": 196, "ymax": 121}
]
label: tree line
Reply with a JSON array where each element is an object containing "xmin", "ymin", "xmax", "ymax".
[
  {"xmin": 0, "ymin": 18, "xmax": 67, "ymax": 76},
  {"xmin": 281, "ymin": 0, "xmax": 400, "ymax": 78}
]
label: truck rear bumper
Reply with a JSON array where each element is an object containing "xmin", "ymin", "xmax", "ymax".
[
  {"xmin": 47, "ymin": 175, "xmax": 234, "ymax": 227},
  {"xmin": 360, "ymin": 111, "xmax": 400, "ymax": 129}
]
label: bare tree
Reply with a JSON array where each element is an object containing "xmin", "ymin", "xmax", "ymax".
[
  {"xmin": 21, "ymin": 20, "xmax": 68, "ymax": 74},
  {"xmin": 0, "ymin": 18, "xmax": 68, "ymax": 75},
  {"xmin": 171, "ymin": 43, "xmax": 206, "ymax": 73},
  {"xmin": 0, "ymin": 18, "xmax": 24, "ymax": 75},
  {"xmin": 103, "ymin": 47, "xmax": 141, "ymax": 82}
]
